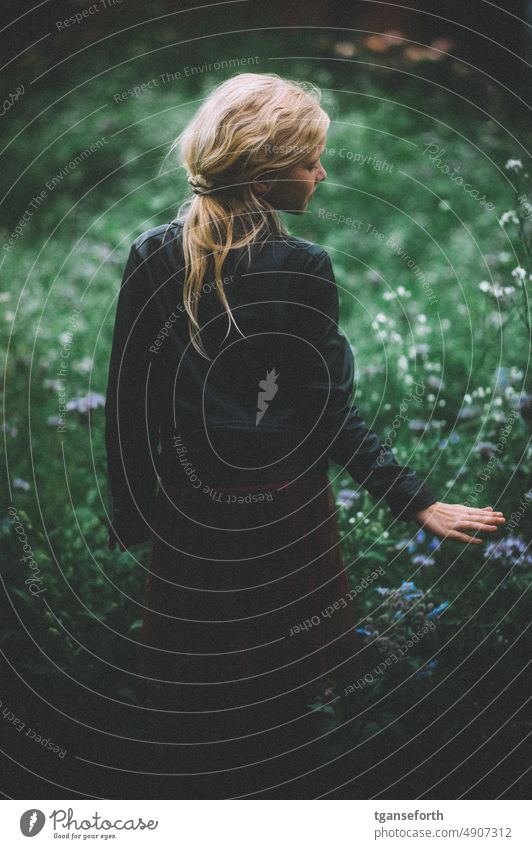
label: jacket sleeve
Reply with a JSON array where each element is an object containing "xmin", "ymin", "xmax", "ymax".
[
  {"xmin": 300, "ymin": 247, "xmax": 438, "ymax": 522},
  {"xmin": 104, "ymin": 242, "xmax": 161, "ymax": 546}
]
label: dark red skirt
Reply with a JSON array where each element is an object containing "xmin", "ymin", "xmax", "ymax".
[{"xmin": 137, "ymin": 474, "xmax": 361, "ymax": 730}]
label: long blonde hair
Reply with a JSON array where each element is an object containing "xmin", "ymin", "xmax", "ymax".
[{"xmin": 174, "ymin": 72, "xmax": 329, "ymax": 358}]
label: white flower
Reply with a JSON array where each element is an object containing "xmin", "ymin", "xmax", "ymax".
[
  {"xmin": 505, "ymin": 159, "xmax": 523, "ymax": 172},
  {"xmin": 13, "ymin": 477, "xmax": 30, "ymax": 491},
  {"xmin": 504, "ymin": 286, "xmax": 516, "ymax": 295},
  {"xmin": 499, "ymin": 210, "xmax": 519, "ymax": 226},
  {"xmin": 479, "ymin": 280, "xmax": 504, "ymax": 297},
  {"xmin": 72, "ymin": 356, "xmax": 93, "ymax": 374},
  {"xmin": 511, "ymin": 266, "xmax": 527, "ymax": 282}
]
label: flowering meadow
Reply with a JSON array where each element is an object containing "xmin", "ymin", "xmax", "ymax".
[{"xmin": 1, "ymin": 30, "xmax": 530, "ymax": 799}]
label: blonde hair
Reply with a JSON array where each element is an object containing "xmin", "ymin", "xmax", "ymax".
[{"xmin": 174, "ymin": 72, "xmax": 329, "ymax": 358}]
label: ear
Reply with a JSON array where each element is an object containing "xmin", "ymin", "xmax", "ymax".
[{"xmin": 253, "ymin": 180, "xmax": 270, "ymax": 197}]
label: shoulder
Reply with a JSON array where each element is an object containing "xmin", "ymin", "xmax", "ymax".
[
  {"xmin": 265, "ymin": 234, "xmax": 334, "ymax": 283},
  {"xmin": 279, "ymin": 233, "xmax": 329, "ymax": 262},
  {"xmin": 131, "ymin": 220, "xmax": 182, "ymax": 256}
]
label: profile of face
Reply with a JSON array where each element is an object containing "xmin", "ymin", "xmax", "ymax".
[{"xmin": 254, "ymin": 135, "xmax": 328, "ymax": 215}]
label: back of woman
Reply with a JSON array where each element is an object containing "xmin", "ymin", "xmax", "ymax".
[{"xmin": 104, "ymin": 73, "xmax": 505, "ymax": 794}]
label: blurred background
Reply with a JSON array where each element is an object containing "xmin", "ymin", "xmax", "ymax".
[{"xmin": 1, "ymin": 0, "xmax": 531, "ymax": 799}]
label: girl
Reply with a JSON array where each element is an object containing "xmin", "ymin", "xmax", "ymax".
[{"xmin": 105, "ymin": 73, "xmax": 505, "ymax": 764}]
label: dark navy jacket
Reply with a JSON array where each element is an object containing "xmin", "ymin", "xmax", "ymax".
[{"xmin": 105, "ymin": 219, "xmax": 438, "ymax": 545}]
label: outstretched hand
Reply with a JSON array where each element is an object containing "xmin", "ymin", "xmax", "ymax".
[{"xmin": 413, "ymin": 502, "xmax": 506, "ymax": 545}]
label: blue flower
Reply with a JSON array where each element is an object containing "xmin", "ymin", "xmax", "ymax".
[
  {"xmin": 475, "ymin": 441, "xmax": 498, "ymax": 460},
  {"xmin": 458, "ymin": 405, "xmax": 481, "ymax": 421},
  {"xmin": 415, "ymin": 529, "xmax": 426, "ymax": 545},
  {"xmin": 412, "ymin": 554, "xmax": 435, "ymax": 568},
  {"xmin": 1, "ymin": 422, "xmax": 17, "ymax": 437},
  {"xmin": 449, "ymin": 432, "xmax": 460, "ymax": 443},
  {"xmin": 495, "ymin": 367, "xmax": 509, "ymax": 390},
  {"xmin": 400, "ymin": 580, "xmax": 417, "ymax": 592},
  {"xmin": 428, "ymin": 537, "xmax": 441, "ymax": 552},
  {"xmin": 416, "ymin": 659, "xmax": 439, "ymax": 679},
  {"xmin": 66, "ymin": 392, "xmax": 106, "ymax": 414},
  {"xmin": 336, "ymin": 488, "xmax": 361, "ymax": 508},
  {"xmin": 427, "ymin": 601, "xmax": 449, "ymax": 619},
  {"xmin": 408, "ymin": 419, "xmax": 429, "ymax": 435},
  {"xmin": 404, "ymin": 591, "xmax": 423, "ymax": 601},
  {"xmin": 484, "ymin": 535, "xmax": 532, "ymax": 569},
  {"xmin": 375, "ymin": 586, "xmax": 390, "ymax": 595},
  {"xmin": 439, "ymin": 438, "xmax": 448, "ymax": 449},
  {"xmin": 355, "ymin": 627, "xmax": 373, "ymax": 637}
]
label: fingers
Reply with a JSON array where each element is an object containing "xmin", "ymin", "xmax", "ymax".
[
  {"xmin": 463, "ymin": 521, "xmax": 499, "ymax": 532},
  {"xmin": 446, "ymin": 530, "xmax": 483, "ymax": 545},
  {"xmin": 461, "ymin": 512, "xmax": 505, "ymax": 523}
]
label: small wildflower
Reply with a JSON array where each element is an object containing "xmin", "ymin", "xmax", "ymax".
[
  {"xmin": 498, "ymin": 211, "xmax": 519, "ymax": 226},
  {"xmin": 427, "ymin": 601, "xmax": 449, "ymax": 619},
  {"xmin": 1, "ymin": 422, "xmax": 17, "ymax": 437},
  {"xmin": 408, "ymin": 419, "xmax": 429, "ymax": 435},
  {"xmin": 426, "ymin": 375, "xmax": 444, "ymax": 391},
  {"xmin": 484, "ymin": 535, "xmax": 532, "ymax": 569},
  {"xmin": 475, "ymin": 441, "xmax": 498, "ymax": 461},
  {"xmin": 13, "ymin": 478, "xmax": 30, "ymax": 491},
  {"xmin": 66, "ymin": 393, "xmax": 106, "ymax": 414},
  {"xmin": 336, "ymin": 488, "xmax": 361, "ymax": 508},
  {"xmin": 511, "ymin": 267, "xmax": 527, "ymax": 282},
  {"xmin": 412, "ymin": 554, "xmax": 435, "ymax": 568},
  {"xmin": 496, "ymin": 368, "xmax": 509, "ymax": 391},
  {"xmin": 505, "ymin": 159, "xmax": 523, "ymax": 172},
  {"xmin": 416, "ymin": 658, "xmax": 439, "ymax": 679},
  {"xmin": 458, "ymin": 405, "xmax": 481, "ymax": 421}
]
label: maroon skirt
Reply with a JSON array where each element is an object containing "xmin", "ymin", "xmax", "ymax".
[{"xmin": 137, "ymin": 474, "xmax": 361, "ymax": 730}]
